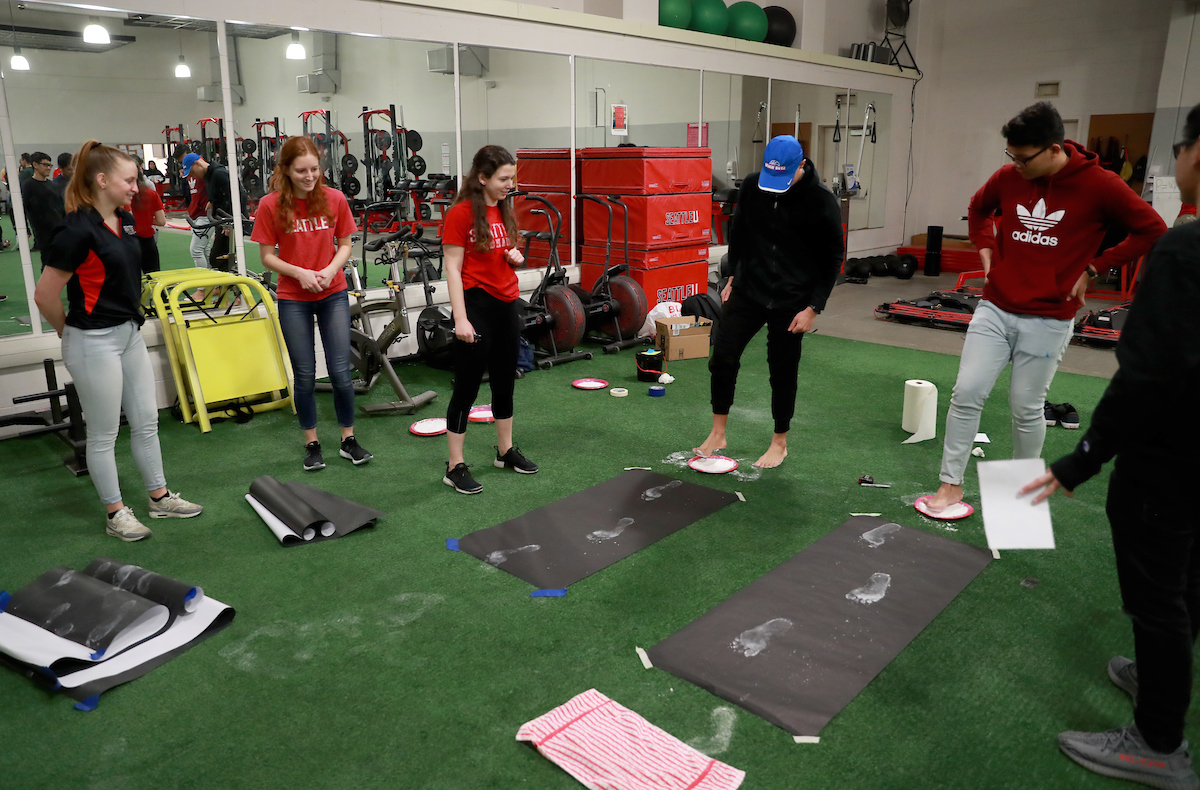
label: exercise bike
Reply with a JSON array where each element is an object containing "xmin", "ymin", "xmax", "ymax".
[
  {"xmin": 510, "ymin": 192, "xmax": 590, "ymax": 369},
  {"xmin": 572, "ymin": 194, "xmax": 650, "ymax": 353},
  {"xmin": 313, "ymin": 225, "xmax": 437, "ymax": 415}
]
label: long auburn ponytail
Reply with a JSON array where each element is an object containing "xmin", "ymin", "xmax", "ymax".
[{"xmin": 64, "ymin": 141, "xmax": 133, "ymax": 214}]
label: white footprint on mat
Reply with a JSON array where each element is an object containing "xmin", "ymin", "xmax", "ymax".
[
  {"xmin": 587, "ymin": 517, "xmax": 635, "ymax": 543},
  {"xmin": 730, "ymin": 617, "xmax": 793, "ymax": 657},
  {"xmin": 846, "ymin": 572, "xmax": 892, "ymax": 605},
  {"xmin": 687, "ymin": 706, "xmax": 737, "ymax": 756},
  {"xmin": 861, "ymin": 523, "xmax": 902, "ymax": 548},
  {"xmin": 642, "ymin": 480, "xmax": 683, "ymax": 501},
  {"xmin": 485, "ymin": 544, "xmax": 541, "ymax": 566}
]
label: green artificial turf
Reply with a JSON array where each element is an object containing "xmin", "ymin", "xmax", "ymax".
[{"xmin": 0, "ymin": 330, "xmax": 1138, "ymax": 789}]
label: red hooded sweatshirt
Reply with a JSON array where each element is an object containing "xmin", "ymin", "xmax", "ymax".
[{"xmin": 967, "ymin": 141, "xmax": 1167, "ymax": 320}]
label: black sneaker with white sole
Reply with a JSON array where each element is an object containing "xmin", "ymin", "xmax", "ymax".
[
  {"xmin": 303, "ymin": 440, "xmax": 325, "ymax": 471},
  {"xmin": 339, "ymin": 435, "xmax": 373, "ymax": 465},
  {"xmin": 495, "ymin": 445, "xmax": 538, "ymax": 474},
  {"xmin": 1045, "ymin": 400, "xmax": 1059, "ymax": 427},
  {"xmin": 444, "ymin": 462, "xmax": 482, "ymax": 494},
  {"xmin": 1058, "ymin": 402, "xmax": 1081, "ymax": 429}
]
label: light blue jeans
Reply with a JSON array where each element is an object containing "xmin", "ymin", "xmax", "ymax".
[
  {"xmin": 939, "ymin": 300, "xmax": 1073, "ymax": 486},
  {"xmin": 62, "ymin": 321, "xmax": 166, "ymax": 505}
]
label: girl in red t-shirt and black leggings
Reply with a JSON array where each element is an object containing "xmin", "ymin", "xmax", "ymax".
[
  {"xmin": 442, "ymin": 145, "xmax": 537, "ymax": 494},
  {"xmin": 251, "ymin": 136, "xmax": 372, "ymax": 471}
]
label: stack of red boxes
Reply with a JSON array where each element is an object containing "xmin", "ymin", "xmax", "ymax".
[
  {"xmin": 576, "ymin": 147, "xmax": 711, "ymax": 306},
  {"xmin": 514, "ymin": 149, "xmax": 572, "ymax": 268}
]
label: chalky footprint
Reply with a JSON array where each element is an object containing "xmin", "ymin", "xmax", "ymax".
[
  {"xmin": 642, "ymin": 480, "xmax": 683, "ymax": 501},
  {"xmin": 730, "ymin": 617, "xmax": 793, "ymax": 657},
  {"xmin": 687, "ymin": 707, "xmax": 737, "ymax": 756},
  {"xmin": 485, "ymin": 544, "xmax": 541, "ymax": 566},
  {"xmin": 861, "ymin": 523, "xmax": 902, "ymax": 548},
  {"xmin": 587, "ymin": 518, "xmax": 635, "ymax": 543},
  {"xmin": 846, "ymin": 572, "xmax": 892, "ymax": 605}
]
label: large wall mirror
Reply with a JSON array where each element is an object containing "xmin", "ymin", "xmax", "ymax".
[
  {"xmin": 772, "ymin": 81, "xmax": 890, "ymax": 231},
  {"xmin": 574, "ymin": 58, "xmax": 701, "ymax": 150},
  {"xmin": 230, "ymin": 24, "xmax": 457, "ymax": 282},
  {"xmin": 2, "ymin": 4, "xmax": 222, "ymax": 336}
]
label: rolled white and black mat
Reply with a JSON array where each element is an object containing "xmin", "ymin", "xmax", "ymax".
[{"xmin": 246, "ymin": 476, "xmax": 383, "ymax": 545}]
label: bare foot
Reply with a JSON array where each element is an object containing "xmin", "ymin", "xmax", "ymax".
[
  {"xmin": 926, "ymin": 482, "xmax": 963, "ymax": 511},
  {"xmin": 754, "ymin": 436, "xmax": 788, "ymax": 468},
  {"xmin": 693, "ymin": 429, "xmax": 726, "ymax": 457}
]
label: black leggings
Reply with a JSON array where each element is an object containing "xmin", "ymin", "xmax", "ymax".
[
  {"xmin": 447, "ymin": 287, "xmax": 521, "ymax": 434},
  {"xmin": 709, "ymin": 288, "xmax": 804, "ymax": 435},
  {"xmin": 138, "ymin": 236, "xmax": 160, "ymax": 274}
]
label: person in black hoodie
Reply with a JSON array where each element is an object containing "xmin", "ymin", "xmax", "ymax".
[
  {"xmin": 693, "ymin": 135, "xmax": 843, "ymax": 468},
  {"xmin": 1021, "ymin": 103, "xmax": 1200, "ymax": 789}
]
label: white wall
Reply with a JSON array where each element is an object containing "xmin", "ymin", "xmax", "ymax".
[
  {"xmin": 1147, "ymin": 0, "xmax": 1200, "ymax": 193},
  {"xmin": 907, "ymin": 0, "xmax": 1175, "ymax": 242},
  {"xmin": 1, "ymin": 6, "xmax": 217, "ymax": 154}
]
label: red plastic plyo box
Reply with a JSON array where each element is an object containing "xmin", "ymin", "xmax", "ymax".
[
  {"xmin": 580, "ymin": 260, "xmax": 709, "ymax": 306},
  {"xmin": 522, "ymin": 238, "xmax": 570, "ymax": 268},
  {"xmin": 578, "ymin": 147, "xmax": 712, "ymax": 195},
  {"xmin": 515, "ymin": 149, "xmax": 572, "ymax": 193},
  {"xmin": 579, "ymin": 243, "xmax": 708, "ymax": 270},
  {"xmin": 580, "ymin": 193, "xmax": 711, "ymax": 249}
]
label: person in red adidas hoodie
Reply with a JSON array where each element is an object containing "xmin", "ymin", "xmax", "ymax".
[{"xmin": 920, "ymin": 102, "xmax": 1167, "ymax": 518}]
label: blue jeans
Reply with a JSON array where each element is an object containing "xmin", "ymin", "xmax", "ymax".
[
  {"xmin": 939, "ymin": 300, "xmax": 1073, "ymax": 485},
  {"xmin": 277, "ymin": 291, "xmax": 355, "ymax": 431},
  {"xmin": 62, "ymin": 321, "xmax": 166, "ymax": 505}
]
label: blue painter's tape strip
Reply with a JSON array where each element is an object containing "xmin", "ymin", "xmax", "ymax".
[
  {"xmin": 531, "ymin": 588, "xmax": 568, "ymax": 598},
  {"xmin": 74, "ymin": 695, "xmax": 100, "ymax": 712},
  {"xmin": 184, "ymin": 588, "xmax": 198, "ymax": 604},
  {"xmin": 90, "ymin": 648, "xmax": 106, "ymax": 661},
  {"xmin": 0, "ymin": 591, "xmax": 10, "ymax": 613},
  {"xmin": 446, "ymin": 538, "xmax": 460, "ymax": 551},
  {"xmin": 36, "ymin": 666, "xmax": 61, "ymax": 690}
]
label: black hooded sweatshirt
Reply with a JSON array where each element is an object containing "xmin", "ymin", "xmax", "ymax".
[{"xmin": 726, "ymin": 159, "xmax": 844, "ymax": 314}]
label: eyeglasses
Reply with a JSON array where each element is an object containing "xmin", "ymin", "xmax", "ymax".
[
  {"xmin": 35, "ymin": 161, "xmax": 51, "ymax": 167},
  {"xmin": 1004, "ymin": 145, "xmax": 1050, "ymax": 167},
  {"xmin": 1174, "ymin": 138, "xmax": 1197, "ymax": 158}
]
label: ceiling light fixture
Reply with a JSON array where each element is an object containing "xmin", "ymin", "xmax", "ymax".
[
  {"xmin": 82, "ymin": 17, "xmax": 110, "ymax": 44},
  {"xmin": 285, "ymin": 30, "xmax": 305, "ymax": 60}
]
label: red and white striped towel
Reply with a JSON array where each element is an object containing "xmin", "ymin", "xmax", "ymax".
[{"xmin": 516, "ymin": 689, "xmax": 745, "ymax": 790}]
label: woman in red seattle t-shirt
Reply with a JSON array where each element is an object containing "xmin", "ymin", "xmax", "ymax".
[
  {"xmin": 441, "ymin": 145, "xmax": 537, "ymax": 494},
  {"xmin": 251, "ymin": 136, "xmax": 372, "ymax": 471},
  {"xmin": 129, "ymin": 157, "xmax": 166, "ymax": 273}
]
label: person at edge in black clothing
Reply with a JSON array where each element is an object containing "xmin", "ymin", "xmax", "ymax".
[
  {"xmin": 54, "ymin": 152, "xmax": 74, "ymax": 188},
  {"xmin": 21, "ymin": 151, "xmax": 64, "ymax": 259},
  {"xmin": 693, "ymin": 135, "xmax": 843, "ymax": 468},
  {"xmin": 1019, "ymin": 103, "xmax": 1200, "ymax": 790},
  {"xmin": 186, "ymin": 154, "xmax": 244, "ymax": 271}
]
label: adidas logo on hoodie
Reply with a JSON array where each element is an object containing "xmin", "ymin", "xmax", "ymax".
[{"xmin": 1011, "ymin": 199, "xmax": 1065, "ymax": 246}]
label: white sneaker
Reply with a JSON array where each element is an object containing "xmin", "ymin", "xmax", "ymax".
[
  {"xmin": 106, "ymin": 507, "xmax": 153, "ymax": 541},
  {"xmin": 148, "ymin": 490, "xmax": 203, "ymax": 519}
]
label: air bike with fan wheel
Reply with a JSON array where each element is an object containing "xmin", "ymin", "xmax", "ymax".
[
  {"xmin": 572, "ymin": 194, "xmax": 651, "ymax": 354},
  {"xmin": 315, "ymin": 220, "xmax": 437, "ymax": 415},
  {"xmin": 510, "ymin": 192, "xmax": 591, "ymax": 369}
]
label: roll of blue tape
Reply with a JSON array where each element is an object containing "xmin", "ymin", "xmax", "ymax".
[{"xmin": 649, "ymin": 385, "xmax": 666, "ymax": 397}]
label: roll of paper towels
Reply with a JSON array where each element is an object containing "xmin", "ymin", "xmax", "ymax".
[{"xmin": 902, "ymin": 379, "xmax": 938, "ymax": 443}]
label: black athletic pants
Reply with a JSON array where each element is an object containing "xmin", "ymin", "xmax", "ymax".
[
  {"xmin": 709, "ymin": 288, "xmax": 804, "ymax": 435},
  {"xmin": 138, "ymin": 236, "xmax": 160, "ymax": 274},
  {"xmin": 447, "ymin": 287, "xmax": 520, "ymax": 434},
  {"xmin": 1107, "ymin": 459, "xmax": 1200, "ymax": 753}
]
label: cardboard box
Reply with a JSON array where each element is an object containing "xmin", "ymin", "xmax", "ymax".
[{"xmin": 655, "ymin": 316, "xmax": 712, "ymax": 361}]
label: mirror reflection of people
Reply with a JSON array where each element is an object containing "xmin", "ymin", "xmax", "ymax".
[
  {"xmin": 129, "ymin": 156, "xmax": 166, "ymax": 274},
  {"xmin": 21, "ymin": 151, "xmax": 63, "ymax": 258},
  {"xmin": 250, "ymin": 136, "xmax": 372, "ymax": 471},
  {"xmin": 694, "ymin": 135, "xmax": 843, "ymax": 468},
  {"xmin": 181, "ymin": 152, "xmax": 211, "ymax": 269},
  {"xmin": 1020, "ymin": 102, "xmax": 1200, "ymax": 790},
  {"xmin": 33, "ymin": 141, "xmax": 203, "ymax": 542},
  {"xmin": 922, "ymin": 103, "xmax": 1167, "ymax": 518},
  {"xmin": 441, "ymin": 145, "xmax": 535, "ymax": 495}
]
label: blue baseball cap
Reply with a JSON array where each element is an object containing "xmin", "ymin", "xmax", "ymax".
[
  {"xmin": 758, "ymin": 135, "xmax": 805, "ymax": 193},
  {"xmin": 181, "ymin": 152, "xmax": 201, "ymax": 174}
]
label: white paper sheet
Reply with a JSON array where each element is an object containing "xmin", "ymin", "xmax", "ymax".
[
  {"xmin": 55, "ymin": 597, "xmax": 231, "ymax": 688},
  {"xmin": 0, "ymin": 602, "xmax": 169, "ymax": 667},
  {"xmin": 977, "ymin": 459, "xmax": 1056, "ymax": 550},
  {"xmin": 974, "ymin": 433, "xmax": 990, "ymax": 443},
  {"xmin": 245, "ymin": 494, "xmax": 315, "ymax": 542}
]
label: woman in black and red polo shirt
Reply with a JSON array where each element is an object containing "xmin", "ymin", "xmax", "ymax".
[
  {"xmin": 251, "ymin": 135, "xmax": 371, "ymax": 471},
  {"xmin": 33, "ymin": 141, "xmax": 203, "ymax": 542},
  {"xmin": 441, "ymin": 145, "xmax": 537, "ymax": 495}
]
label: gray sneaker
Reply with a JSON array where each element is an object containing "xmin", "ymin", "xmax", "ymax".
[
  {"xmin": 106, "ymin": 507, "xmax": 153, "ymax": 542},
  {"xmin": 148, "ymin": 490, "xmax": 203, "ymax": 519},
  {"xmin": 1109, "ymin": 655, "xmax": 1139, "ymax": 701},
  {"xmin": 1059, "ymin": 725, "xmax": 1200, "ymax": 789}
]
